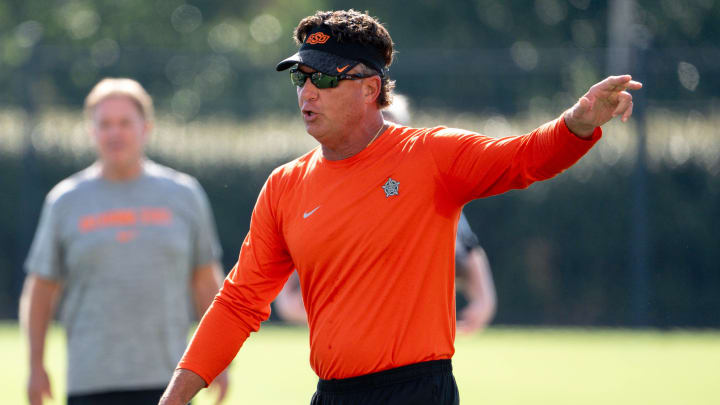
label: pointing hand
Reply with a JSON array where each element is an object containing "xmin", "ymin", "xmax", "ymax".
[{"xmin": 564, "ymin": 75, "xmax": 643, "ymax": 138}]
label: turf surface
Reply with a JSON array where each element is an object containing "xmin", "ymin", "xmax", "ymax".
[{"xmin": 2, "ymin": 322, "xmax": 718, "ymax": 404}]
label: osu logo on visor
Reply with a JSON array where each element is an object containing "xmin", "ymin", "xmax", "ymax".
[{"xmin": 306, "ymin": 32, "xmax": 330, "ymax": 44}]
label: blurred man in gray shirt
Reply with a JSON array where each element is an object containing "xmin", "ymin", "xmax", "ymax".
[{"xmin": 20, "ymin": 78, "xmax": 228, "ymax": 405}]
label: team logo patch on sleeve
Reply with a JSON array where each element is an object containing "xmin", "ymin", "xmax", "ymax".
[{"xmin": 382, "ymin": 178, "xmax": 400, "ymax": 198}]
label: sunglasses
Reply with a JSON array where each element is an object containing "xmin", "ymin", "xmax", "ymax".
[{"xmin": 290, "ymin": 66, "xmax": 374, "ymax": 89}]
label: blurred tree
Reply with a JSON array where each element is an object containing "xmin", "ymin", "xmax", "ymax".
[{"xmin": 0, "ymin": 0, "xmax": 718, "ymax": 115}]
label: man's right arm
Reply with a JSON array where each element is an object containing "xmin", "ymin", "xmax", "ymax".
[
  {"xmin": 161, "ymin": 173, "xmax": 295, "ymax": 403},
  {"xmin": 159, "ymin": 369, "xmax": 207, "ymax": 405},
  {"xmin": 20, "ymin": 275, "xmax": 62, "ymax": 405},
  {"xmin": 427, "ymin": 76, "xmax": 641, "ymax": 206}
]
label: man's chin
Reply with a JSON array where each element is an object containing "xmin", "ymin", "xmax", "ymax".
[{"xmin": 304, "ymin": 124, "xmax": 324, "ymax": 140}]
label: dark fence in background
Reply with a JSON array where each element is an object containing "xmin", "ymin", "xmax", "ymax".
[
  {"xmin": 2, "ymin": 0, "xmax": 719, "ymax": 327},
  {"xmin": 2, "ymin": 47, "xmax": 719, "ymax": 327},
  {"xmin": 2, "ymin": 144, "xmax": 718, "ymax": 327}
]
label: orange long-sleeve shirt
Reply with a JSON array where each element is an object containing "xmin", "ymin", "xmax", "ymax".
[{"xmin": 178, "ymin": 117, "xmax": 601, "ymax": 383}]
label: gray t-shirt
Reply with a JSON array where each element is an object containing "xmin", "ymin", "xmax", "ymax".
[{"xmin": 24, "ymin": 160, "xmax": 221, "ymax": 395}]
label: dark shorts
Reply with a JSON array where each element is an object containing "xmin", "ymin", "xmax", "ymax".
[
  {"xmin": 67, "ymin": 387, "xmax": 173, "ymax": 405},
  {"xmin": 310, "ymin": 359, "xmax": 459, "ymax": 405}
]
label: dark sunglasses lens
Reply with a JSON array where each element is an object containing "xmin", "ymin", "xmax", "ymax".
[
  {"xmin": 311, "ymin": 73, "xmax": 338, "ymax": 89},
  {"xmin": 290, "ymin": 69, "xmax": 340, "ymax": 89},
  {"xmin": 290, "ymin": 70, "xmax": 306, "ymax": 87}
]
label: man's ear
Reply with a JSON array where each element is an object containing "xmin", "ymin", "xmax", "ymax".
[{"xmin": 363, "ymin": 76, "xmax": 382, "ymax": 105}]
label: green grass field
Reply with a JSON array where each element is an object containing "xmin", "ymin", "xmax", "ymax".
[{"xmin": 2, "ymin": 322, "xmax": 719, "ymax": 404}]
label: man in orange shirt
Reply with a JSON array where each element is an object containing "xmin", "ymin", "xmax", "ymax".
[
  {"xmin": 273, "ymin": 96, "xmax": 498, "ymax": 333},
  {"xmin": 160, "ymin": 9, "xmax": 641, "ymax": 405}
]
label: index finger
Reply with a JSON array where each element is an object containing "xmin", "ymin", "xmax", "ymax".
[
  {"xmin": 625, "ymin": 80, "xmax": 643, "ymax": 90},
  {"xmin": 598, "ymin": 75, "xmax": 643, "ymax": 93},
  {"xmin": 606, "ymin": 74, "xmax": 632, "ymax": 84}
]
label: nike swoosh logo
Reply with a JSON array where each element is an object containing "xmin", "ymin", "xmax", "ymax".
[
  {"xmin": 336, "ymin": 65, "xmax": 350, "ymax": 73},
  {"xmin": 303, "ymin": 206, "xmax": 320, "ymax": 219}
]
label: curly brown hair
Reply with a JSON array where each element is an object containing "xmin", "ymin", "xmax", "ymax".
[{"xmin": 294, "ymin": 9, "xmax": 396, "ymax": 107}]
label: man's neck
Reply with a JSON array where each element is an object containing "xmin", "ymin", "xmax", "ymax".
[
  {"xmin": 101, "ymin": 159, "xmax": 144, "ymax": 182},
  {"xmin": 321, "ymin": 115, "xmax": 386, "ymax": 161}
]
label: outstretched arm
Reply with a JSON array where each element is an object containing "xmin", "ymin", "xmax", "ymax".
[
  {"xmin": 564, "ymin": 75, "xmax": 643, "ymax": 138},
  {"xmin": 428, "ymin": 74, "xmax": 643, "ymax": 204}
]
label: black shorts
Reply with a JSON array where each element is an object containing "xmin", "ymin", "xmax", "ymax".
[
  {"xmin": 67, "ymin": 387, "xmax": 175, "ymax": 405},
  {"xmin": 310, "ymin": 359, "xmax": 459, "ymax": 405}
]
